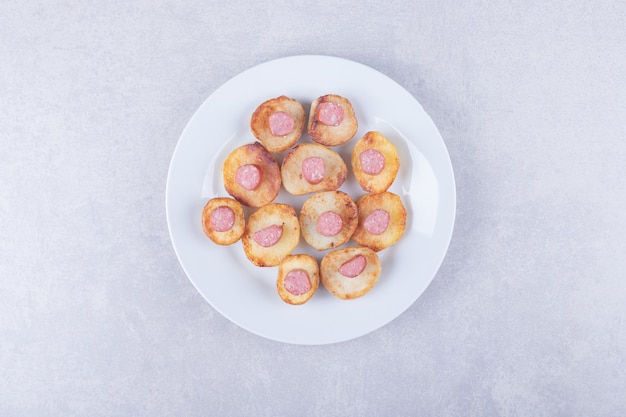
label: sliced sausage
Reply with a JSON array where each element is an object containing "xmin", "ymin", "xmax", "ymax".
[
  {"xmin": 283, "ymin": 269, "xmax": 312, "ymax": 296},
  {"xmin": 252, "ymin": 224, "xmax": 283, "ymax": 247},
  {"xmin": 363, "ymin": 209, "xmax": 390, "ymax": 235},
  {"xmin": 338, "ymin": 255, "xmax": 366, "ymax": 278},
  {"xmin": 301, "ymin": 156, "xmax": 325, "ymax": 184},
  {"xmin": 316, "ymin": 211, "xmax": 343, "ymax": 237},
  {"xmin": 209, "ymin": 206, "xmax": 235, "ymax": 232},
  {"xmin": 316, "ymin": 101, "xmax": 344, "ymax": 126},
  {"xmin": 268, "ymin": 111, "xmax": 295, "ymax": 136},
  {"xmin": 235, "ymin": 164, "xmax": 262, "ymax": 191},
  {"xmin": 359, "ymin": 149, "xmax": 386, "ymax": 175}
]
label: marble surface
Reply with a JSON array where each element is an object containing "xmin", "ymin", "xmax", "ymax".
[{"xmin": 1, "ymin": 1, "xmax": 625, "ymax": 416}]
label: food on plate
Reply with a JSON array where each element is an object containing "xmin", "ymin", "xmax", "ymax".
[
  {"xmin": 250, "ymin": 96, "xmax": 305, "ymax": 153},
  {"xmin": 351, "ymin": 131, "xmax": 400, "ymax": 193},
  {"xmin": 352, "ymin": 192, "xmax": 407, "ymax": 252},
  {"xmin": 320, "ymin": 246, "xmax": 381, "ymax": 299},
  {"xmin": 222, "ymin": 142, "xmax": 281, "ymax": 207},
  {"xmin": 242, "ymin": 203, "xmax": 300, "ymax": 267},
  {"xmin": 281, "ymin": 143, "xmax": 347, "ymax": 195},
  {"xmin": 201, "ymin": 197, "xmax": 245, "ymax": 245},
  {"xmin": 206, "ymin": 92, "xmax": 411, "ymax": 303},
  {"xmin": 276, "ymin": 254, "xmax": 320, "ymax": 305},
  {"xmin": 307, "ymin": 94, "xmax": 358, "ymax": 146},
  {"xmin": 299, "ymin": 191, "xmax": 358, "ymax": 251}
]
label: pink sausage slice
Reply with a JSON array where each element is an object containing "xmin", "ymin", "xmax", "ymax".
[
  {"xmin": 209, "ymin": 206, "xmax": 235, "ymax": 232},
  {"xmin": 235, "ymin": 164, "xmax": 262, "ymax": 190},
  {"xmin": 317, "ymin": 211, "xmax": 343, "ymax": 237},
  {"xmin": 359, "ymin": 149, "xmax": 386, "ymax": 175},
  {"xmin": 339, "ymin": 255, "xmax": 366, "ymax": 278},
  {"xmin": 301, "ymin": 157, "xmax": 325, "ymax": 184},
  {"xmin": 269, "ymin": 111, "xmax": 295, "ymax": 136},
  {"xmin": 316, "ymin": 101, "xmax": 344, "ymax": 126},
  {"xmin": 363, "ymin": 209, "xmax": 390, "ymax": 235},
  {"xmin": 283, "ymin": 269, "xmax": 312, "ymax": 295},
  {"xmin": 253, "ymin": 224, "xmax": 283, "ymax": 247}
]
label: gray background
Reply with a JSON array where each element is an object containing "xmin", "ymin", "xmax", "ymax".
[{"xmin": 2, "ymin": 1, "xmax": 625, "ymax": 416}]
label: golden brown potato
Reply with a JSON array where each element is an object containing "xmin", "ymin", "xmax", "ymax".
[
  {"xmin": 242, "ymin": 203, "xmax": 300, "ymax": 267},
  {"xmin": 281, "ymin": 143, "xmax": 347, "ymax": 196},
  {"xmin": 276, "ymin": 254, "xmax": 320, "ymax": 305},
  {"xmin": 299, "ymin": 191, "xmax": 358, "ymax": 251},
  {"xmin": 320, "ymin": 246, "xmax": 381, "ymax": 300},
  {"xmin": 201, "ymin": 197, "xmax": 245, "ymax": 245},
  {"xmin": 222, "ymin": 142, "xmax": 281, "ymax": 208},
  {"xmin": 351, "ymin": 131, "xmax": 400, "ymax": 193},
  {"xmin": 250, "ymin": 96, "xmax": 305, "ymax": 153},
  {"xmin": 307, "ymin": 94, "xmax": 358, "ymax": 146},
  {"xmin": 352, "ymin": 192, "xmax": 407, "ymax": 252}
]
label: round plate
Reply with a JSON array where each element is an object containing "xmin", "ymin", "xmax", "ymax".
[{"xmin": 166, "ymin": 55, "xmax": 456, "ymax": 345}]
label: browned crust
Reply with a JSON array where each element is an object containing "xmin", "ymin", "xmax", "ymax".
[
  {"xmin": 222, "ymin": 142, "xmax": 281, "ymax": 207},
  {"xmin": 242, "ymin": 203, "xmax": 300, "ymax": 267},
  {"xmin": 307, "ymin": 94, "xmax": 358, "ymax": 146},
  {"xmin": 201, "ymin": 197, "xmax": 245, "ymax": 245},
  {"xmin": 352, "ymin": 192, "xmax": 407, "ymax": 252},
  {"xmin": 299, "ymin": 191, "xmax": 358, "ymax": 251},
  {"xmin": 250, "ymin": 96, "xmax": 305, "ymax": 153},
  {"xmin": 351, "ymin": 131, "xmax": 400, "ymax": 193},
  {"xmin": 280, "ymin": 143, "xmax": 347, "ymax": 196},
  {"xmin": 320, "ymin": 246, "xmax": 381, "ymax": 300},
  {"xmin": 276, "ymin": 254, "xmax": 320, "ymax": 305}
]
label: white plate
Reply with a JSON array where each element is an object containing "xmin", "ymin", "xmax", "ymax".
[{"xmin": 166, "ymin": 55, "xmax": 456, "ymax": 345}]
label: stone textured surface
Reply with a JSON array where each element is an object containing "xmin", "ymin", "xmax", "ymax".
[{"xmin": 1, "ymin": 1, "xmax": 625, "ymax": 416}]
